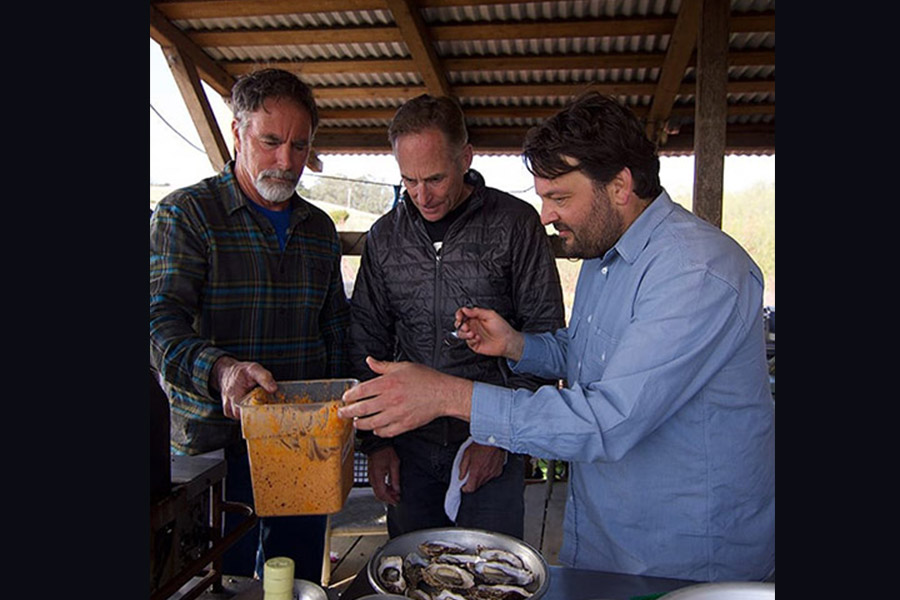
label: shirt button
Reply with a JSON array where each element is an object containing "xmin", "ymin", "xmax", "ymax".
[
  {"xmin": 586, "ymin": 315, "xmax": 592, "ymax": 323},
  {"xmin": 488, "ymin": 435, "xmax": 496, "ymax": 444},
  {"xmin": 601, "ymin": 266, "xmax": 608, "ymax": 275}
]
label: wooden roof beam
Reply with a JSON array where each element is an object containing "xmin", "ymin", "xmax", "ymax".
[
  {"xmin": 217, "ymin": 48, "xmax": 773, "ymax": 79},
  {"xmin": 384, "ymin": 0, "xmax": 451, "ymax": 96},
  {"xmin": 150, "ymin": 4, "xmax": 235, "ymax": 97},
  {"xmin": 317, "ymin": 101, "xmax": 775, "ymax": 122},
  {"xmin": 311, "ymin": 122, "xmax": 775, "ymax": 155},
  {"xmin": 160, "ymin": 44, "xmax": 233, "ymax": 173},
  {"xmin": 645, "ymin": 0, "xmax": 701, "ymax": 145},
  {"xmin": 309, "ymin": 78, "xmax": 774, "ymax": 101}
]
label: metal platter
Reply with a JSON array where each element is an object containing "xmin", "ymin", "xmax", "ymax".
[
  {"xmin": 660, "ymin": 582, "xmax": 775, "ymax": 599},
  {"xmin": 296, "ymin": 579, "xmax": 329, "ymax": 600},
  {"xmin": 367, "ymin": 526, "xmax": 550, "ymax": 599}
]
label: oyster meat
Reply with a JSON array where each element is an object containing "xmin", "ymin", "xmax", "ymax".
[
  {"xmin": 472, "ymin": 561, "xmax": 535, "ymax": 587},
  {"xmin": 476, "ymin": 547, "xmax": 525, "ymax": 569},
  {"xmin": 470, "ymin": 584, "xmax": 533, "ymax": 599},
  {"xmin": 422, "ymin": 563, "xmax": 476, "ymax": 590},
  {"xmin": 433, "ymin": 553, "xmax": 484, "ymax": 568}
]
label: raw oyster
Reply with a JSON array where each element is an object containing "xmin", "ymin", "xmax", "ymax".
[
  {"xmin": 476, "ymin": 547, "xmax": 525, "ymax": 569},
  {"xmin": 422, "ymin": 562, "xmax": 476, "ymax": 590},
  {"xmin": 472, "ymin": 561, "xmax": 535, "ymax": 586},
  {"xmin": 378, "ymin": 555, "xmax": 407, "ymax": 593},
  {"xmin": 433, "ymin": 553, "xmax": 484, "ymax": 568},
  {"xmin": 407, "ymin": 589, "xmax": 433, "ymax": 600},
  {"xmin": 418, "ymin": 540, "xmax": 469, "ymax": 557},
  {"xmin": 433, "ymin": 591, "xmax": 468, "ymax": 600},
  {"xmin": 469, "ymin": 583, "xmax": 533, "ymax": 599}
]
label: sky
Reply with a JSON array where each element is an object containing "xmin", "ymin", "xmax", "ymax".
[{"xmin": 150, "ymin": 39, "xmax": 775, "ymax": 205}]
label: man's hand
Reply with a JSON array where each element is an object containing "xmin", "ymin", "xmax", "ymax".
[
  {"xmin": 367, "ymin": 446, "xmax": 402, "ymax": 505},
  {"xmin": 458, "ymin": 442, "xmax": 506, "ymax": 493},
  {"xmin": 454, "ymin": 307, "xmax": 525, "ymax": 362},
  {"xmin": 338, "ymin": 357, "xmax": 473, "ymax": 438},
  {"xmin": 211, "ymin": 356, "xmax": 278, "ymax": 419}
]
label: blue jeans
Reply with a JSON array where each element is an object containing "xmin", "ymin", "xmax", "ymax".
[
  {"xmin": 387, "ymin": 435, "xmax": 525, "ymax": 539},
  {"xmin": 222, "ymin": 442, "xmax": 326, "ymax": 581}
]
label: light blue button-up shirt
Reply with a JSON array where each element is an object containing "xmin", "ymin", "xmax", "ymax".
[{"xmin": 470, "ymin": 191, "xmax": 775, "ymax": 582}]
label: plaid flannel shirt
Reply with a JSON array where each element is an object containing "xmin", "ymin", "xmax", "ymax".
[{"xmin": 150, "ymin": 162, "xmax": 350, "ymax": 454}]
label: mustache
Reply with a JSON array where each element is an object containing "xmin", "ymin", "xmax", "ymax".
[{"xmin": 257, "ymin": 168, "xmax": 298, "ymax": 183}]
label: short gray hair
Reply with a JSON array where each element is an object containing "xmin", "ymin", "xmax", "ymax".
[{"xmin": 231, "ymin": 68, "xmax": 319, "ymax": 135}]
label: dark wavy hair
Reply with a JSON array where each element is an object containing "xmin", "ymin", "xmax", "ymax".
[
  {"xmin": 522, "ymin": 91, "xmax": 662, "ymax": 199},
  {"xmin": 388, "ymin": 94, "xmax": 469, "ymax": 154},
  {"xmin": 231, "ymin": 68, "xmax": 319, "ymax": 135}
]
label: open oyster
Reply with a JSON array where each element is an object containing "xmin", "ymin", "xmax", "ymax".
[
  {"xmin": 377, "ymin": 555, "xmax": 407, "ymax": 593},
  {"xmin": 472, "ymin": 561, "xmax": 535, "ymax": 586},
  {"xmin": 422, "ymin": 563, "xmax": 476, "ymax": 590}
]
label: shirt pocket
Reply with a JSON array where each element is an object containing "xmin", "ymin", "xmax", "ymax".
[{"xmin": 576, "ymin": 322, "xmax": 619, "ymax": 382}]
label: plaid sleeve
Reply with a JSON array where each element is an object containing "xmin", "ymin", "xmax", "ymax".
[{"xmin": 150, "ymin": 197, "xmax": 229, "ymax": 402}]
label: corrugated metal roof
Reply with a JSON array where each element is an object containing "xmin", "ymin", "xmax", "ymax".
[{"xmin": 150, "ymin": 0, "xmax": 775, "ymax": 155}]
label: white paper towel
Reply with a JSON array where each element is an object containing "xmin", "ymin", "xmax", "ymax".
[{"xmin": 444, "ymin": 436, "xmax": 474, "ymax": 522}]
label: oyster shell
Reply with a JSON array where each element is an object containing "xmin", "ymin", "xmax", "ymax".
[
  {"xmin": 418, "ymin": 540, "xmax": 469, "ymax": 557},
  {"xmin": 433, "ymin": 591, "xmax": 468, "ymax": 600},
  {"xmin": 472, "ymin": 561, "xmax": 535, "ymax": 586},
  {"xmin": 403, "ymin": 552, "xmax": 430, "ymax": 588},
  {"xmin": 422, "ymin": 563, "xmax": 476, "ymax": 590},
  {"xmin": 377, "ymin": 555, "xmax": 407, "ymax": 593},
  {"xmin": 476, "ymin": 547, "xmax": 525, "ymax": 569},
  {"xmin": 407, "ymin": 589, "xmax": 434, "ymax": 600},
  {"xmin": 433, "ymin": 553, "xmax": 484, "ymax": 568},
  {"xmin": 469, "ymin": 583, "xmax": 533, "ymax": 599}
]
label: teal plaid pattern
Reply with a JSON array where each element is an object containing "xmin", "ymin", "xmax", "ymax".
[{"xmin": 150, "ymin": 162, "xmax": 350, "ymax": 454}]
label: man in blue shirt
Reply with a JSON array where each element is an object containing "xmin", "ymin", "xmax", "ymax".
[{"xmin": 339, "ymin": 92, "xmax": 775, "ymax": 582}]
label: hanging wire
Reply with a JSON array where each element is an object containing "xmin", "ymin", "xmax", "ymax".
[{"xmin": 150, "ymin": 102, "xmax": 207, "ymax": 154}]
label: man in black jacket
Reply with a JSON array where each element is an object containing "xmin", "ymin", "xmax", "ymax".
[{"xmin": 349, "ymin": 94, "xmax": 565, "ymax": 538}]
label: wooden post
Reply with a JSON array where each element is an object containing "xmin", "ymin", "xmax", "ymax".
[
  {"xmin": 162, "ymin": 45, "xmax": 232, "ymax": 173},
  {"xmin": 692, "ymin": 0, "xmax": 729, "ymax": 229}
]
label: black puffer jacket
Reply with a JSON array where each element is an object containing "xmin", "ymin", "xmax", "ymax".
[{"xmin": 350, "ymin": 170, "xmax": 565, "ymax": 453}]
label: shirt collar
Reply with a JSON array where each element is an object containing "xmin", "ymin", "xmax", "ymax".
[
  {"xmin": 611, "ymin": 189, "xmax": 675, "ymax": 264},
  {"xmin": 221, "ymin": 160, "xmax": 311, "ymax": 224}
]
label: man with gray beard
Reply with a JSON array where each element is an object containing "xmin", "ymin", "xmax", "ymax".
[{"xmin": 150, "ymin": 68, "xmax": 350, "ymax": 581}]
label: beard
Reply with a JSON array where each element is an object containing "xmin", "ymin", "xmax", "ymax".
[
  {"xmin": 555, "ymin": 186, "xmax": 624, "ymax": 260},
  {"xmin": 254, "ymin": 168, "xmax": 299, "ymax": 203}
]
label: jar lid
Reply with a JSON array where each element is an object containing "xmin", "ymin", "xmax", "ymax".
[{"xmin": 263, "ymin": 556, "xmax": 295, "ymax": 593}]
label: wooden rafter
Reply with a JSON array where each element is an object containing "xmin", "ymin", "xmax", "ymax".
[
  {"xmin": 311, "ymin": 122, "xmax": 775, "ymax": 155},
  {"xmin": 219, "ymin": 49, "xmax": 774, "ymax": 78},
  {"xmin": 317, "ymin": 101, "xmax": 775, "ymax": 122},
  {"xmin": 308, "ymin": 79, "xmax": 775, "ymax": 101},
  {"xmin": 384, "ymin": 0, "xmax": 451, "ymax": 96},
  {"xmin": 150, "ymin": 4, "xmax": 234, "ymax": 97},
  {"xmin": 645, "ymin": 0, "xmax": 701, "ymax": 145},
  {"xmin": 161, "ymin": 45, "xmax": 232, "ymax": 172}
]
